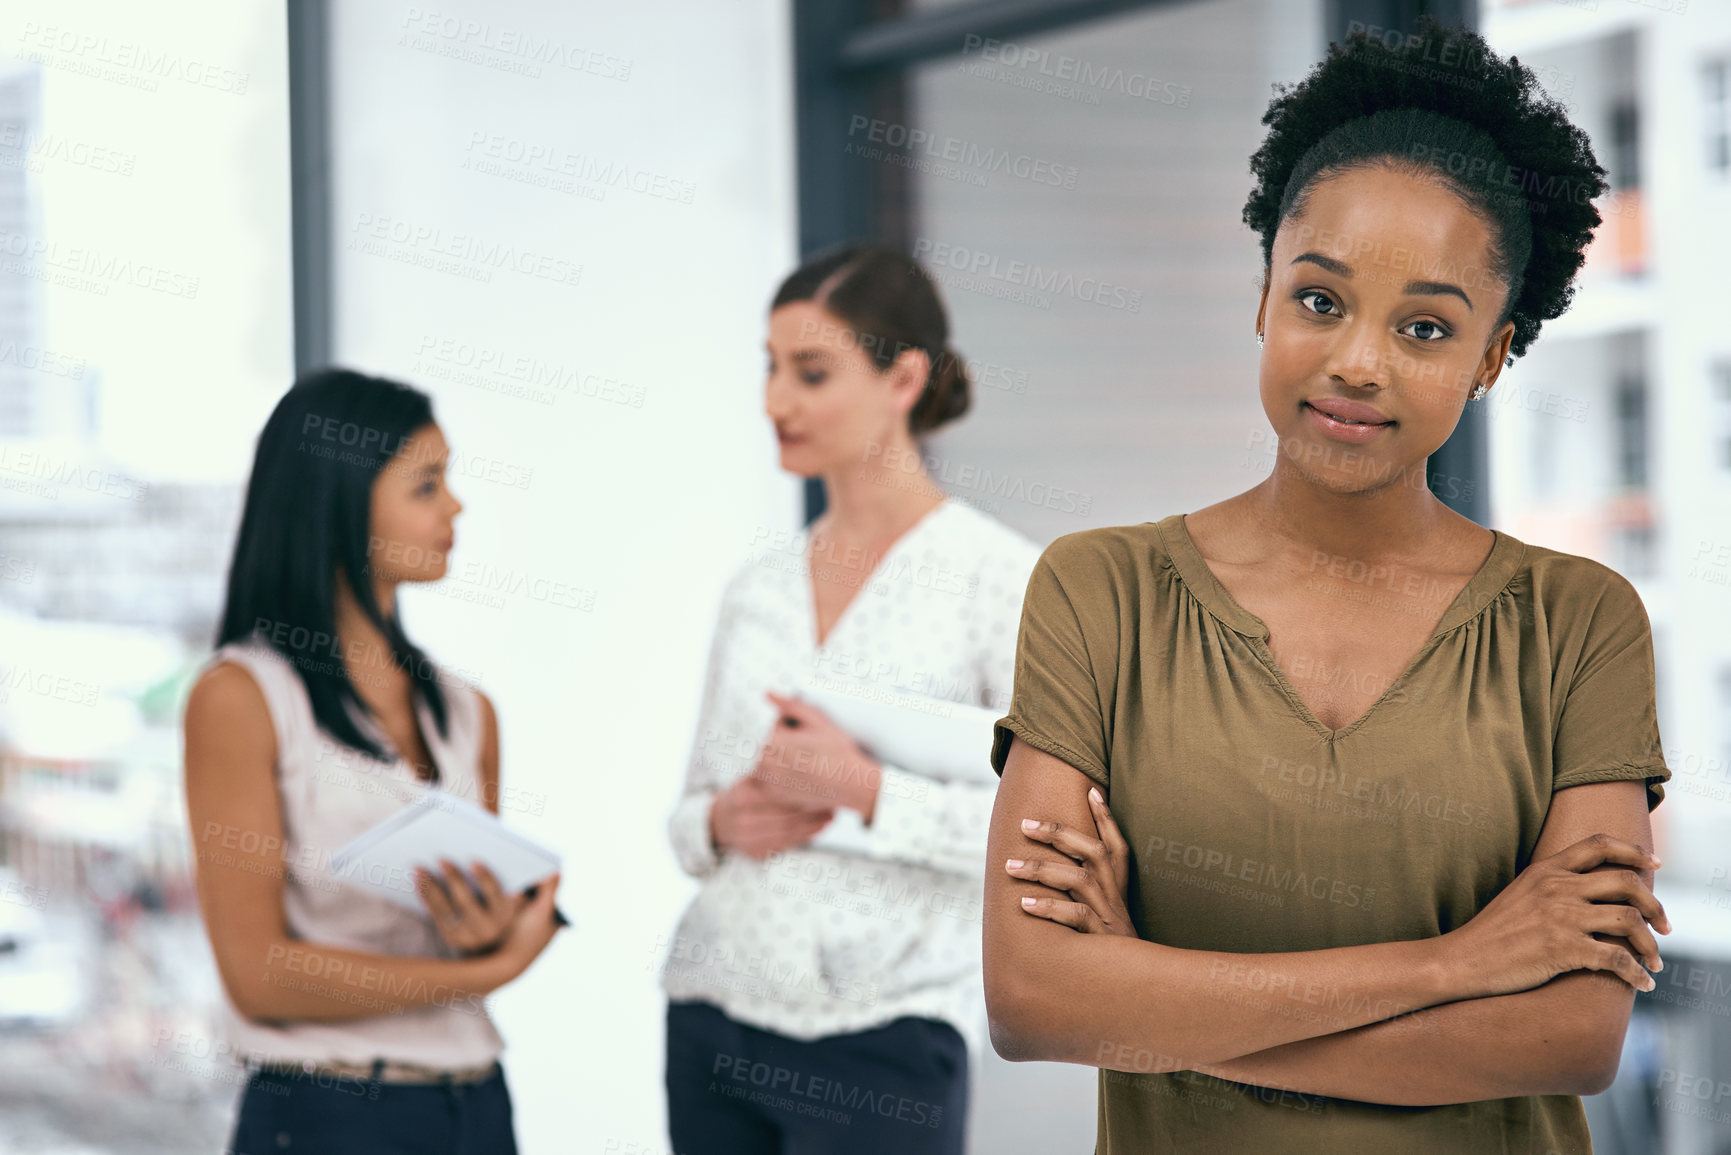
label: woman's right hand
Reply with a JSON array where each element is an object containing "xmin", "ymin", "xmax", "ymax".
[
  {"xmin": 1442, "ymin": 833, "xmax": 1669, "ymax": 998},
  {"xmin": 485, "ymin": 872, "xmax": 563, "ymax": 987},
  {"xmin": 710, "ymin": 777, "xmax": 835, "ymax": 860}
]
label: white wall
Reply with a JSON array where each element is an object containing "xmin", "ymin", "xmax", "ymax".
[{"xmin": 324, "ymin": 4, "xmax": 799, "ymax": 1150}]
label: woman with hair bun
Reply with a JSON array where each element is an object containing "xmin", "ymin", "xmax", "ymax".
[
  {"xmin": 658, "ymin": 243, "xmax": 1040, "ymax": 1154},
  {"xmin": 984, "ymin": 18, "xmax": 1670, "ymax": 1153}
]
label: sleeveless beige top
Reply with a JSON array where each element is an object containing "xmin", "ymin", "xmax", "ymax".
[{"xmin": 202, "ymin": 635, "xmax": 504, "ymax": 1068}]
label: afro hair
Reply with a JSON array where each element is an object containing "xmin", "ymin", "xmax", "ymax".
[{"xmin": 1241, "ymin": 14, "xmax": 1609, "ymax": 364}]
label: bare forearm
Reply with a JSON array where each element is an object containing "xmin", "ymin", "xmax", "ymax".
[
  {"xmin": 990, "ymin": 927, "xmax": 1460, "ymax": 1068},
  {"xmin": 1194, "ymin": 969, "xmax": 1632, "ymax": 1104},
  {"xmin": 228, "ymin": 938, "xmax": 512, "ymax": 1024}
]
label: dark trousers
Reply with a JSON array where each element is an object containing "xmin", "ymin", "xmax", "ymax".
[
  {"xmin": 226, "ymin": 1062, "xmax": 519, "ymax": 1155},
  {"xmin": 665, "ymin": 999, "xmax": 969, "ymax": 1155}
]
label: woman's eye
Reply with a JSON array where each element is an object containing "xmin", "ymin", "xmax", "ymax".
[
  {"xmin": 1403, "ymin": 319, "xmax": 1450, "ymax": 342},
  {"xmin": 416, "ymin": 482, "xmax": 438, "ymax": 497},
  {"xmin": 1298, "ymin": 290, "xmax": 1337, "ymax": 317},
  {"xmin": 800, "ymin": 371, "xmax": 827, "ymax": 386}
]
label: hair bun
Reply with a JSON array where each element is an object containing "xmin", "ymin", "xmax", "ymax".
[{"xmin": 910, "ymin": 347, "xmax": 971, "ymax": 437}]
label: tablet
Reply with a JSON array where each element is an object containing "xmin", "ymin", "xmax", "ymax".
[
  {"xmin": 330, "ymin": 788, "xmax": 563, "ymax": 914},
  {"xmin": 793, "ymin": 679, "xmax": 1003, "ymax": 856},
  {"xmin": 795, "ymin": 678, "xmax": 1003, "ymax": 788}
]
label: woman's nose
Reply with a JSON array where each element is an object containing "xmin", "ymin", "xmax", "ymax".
[
  {"xmin": 1326, "ymin": 322, "xmax": 1391, "ymax": 390},
  {"xmin": 764, "ymin": 376, "xmax": 794, "ymax": 419}
]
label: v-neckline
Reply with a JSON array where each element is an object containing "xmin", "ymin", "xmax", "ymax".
[
  {"xmin": 357, "ymin": 690, "xmax": 445, "ymax": 786},
  {"xmin": 1156, "ymin": 512, "xmax": 1525, "ymax": 741},
  {"xmin": 404, "ymin": 695, "xmax": 444, "ymax": 785},
  {"xmin": 804, "ymin": 498, "xmax": 951, "ymax": 652}
]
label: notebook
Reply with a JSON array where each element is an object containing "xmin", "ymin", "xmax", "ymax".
[{"xmin": 330, "ymin": 787, "xmax": 563, "ymax": 914}]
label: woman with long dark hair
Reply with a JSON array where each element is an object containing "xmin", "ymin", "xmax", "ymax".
[
  {"xmin": 658, "ymin": 243, "xmax": 1041, "ymax": 1153},
  {"xmin": 984, "ymin": 19, "xmax": 1670, "ymax": 1154},
  {"xmin": 184, "ymin": 368, "xmax": 561, "ymax": 1155}
]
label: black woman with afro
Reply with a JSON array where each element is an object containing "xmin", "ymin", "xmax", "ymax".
[{"xmin": 980, "ymin": 17, "xmax": 1671, "ymax": 1154}]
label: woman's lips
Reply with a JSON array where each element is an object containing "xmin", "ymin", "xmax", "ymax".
[{"xmin": 1303, "ymin": 402, "xmax": 1393, "ymax": 444}]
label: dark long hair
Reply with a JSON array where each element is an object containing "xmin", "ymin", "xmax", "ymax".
[{"xmin": 216, "ymin": 367, "xmax": 449, "ymax": 763}]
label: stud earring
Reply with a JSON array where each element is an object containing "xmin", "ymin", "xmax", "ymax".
[
  {"xmin": 1256, "ymin": 331, "xmax": 1264, "ymax": 348},
  {"xmin": 1469, "ymin": 381, "xmax": 1488, "ymax": 401}
]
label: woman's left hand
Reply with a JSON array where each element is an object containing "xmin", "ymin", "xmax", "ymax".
[
  {"xmin": 750, "ymin": 691, "xmax": 881, "ymax": 819},
  {"xmin": 417, "ymin": 860, "xmax": 526, "ymax": 956},
  {"xmin": 1008, "ymin": 786, "xmax": 1138, "ymax": 937}
]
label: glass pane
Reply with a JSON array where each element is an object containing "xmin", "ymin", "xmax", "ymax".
[
  {"xmin": 0, "ymin": 3, "xmax": 292, "ymax": 1151},
  {"xmin": 903, "ymin": 0, "xmax": 1324, "ymax": 544},
  {"xmin": 1481, "ymin": 7, "xmax": 1731, "ymax": 1147}
]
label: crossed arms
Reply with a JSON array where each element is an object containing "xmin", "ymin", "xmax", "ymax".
[{"xmin": 982, "ymin": 738, "xmax": 1666, "ymax": 1105}]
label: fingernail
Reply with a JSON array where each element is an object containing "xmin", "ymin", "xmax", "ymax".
[
  {"xmin": 1006, "ymin": 859, "xmax": 1024, "ymax": 870},
  {"xmin": 1021, "ymin": 897, "xmax": 1037, "ymax": 909},
  {"xmin": 1021, "ymin": 819, "xmax": 1039, "ymax": 832},
  {"xmin": 1654, "ymin": 957, "xmax": 1665, "ymax": 972},
  {"xmin": 1089, "ymin": 787, "xmax": 1102, "ymax": 805}
]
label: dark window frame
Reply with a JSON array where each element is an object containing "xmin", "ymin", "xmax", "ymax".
[{"xmin": 287, "ymin": 0, "xmax": 333, "ymax": 377}]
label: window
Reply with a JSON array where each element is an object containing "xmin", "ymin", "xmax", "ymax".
[
  {"xmin": 1531, "ymin": 400, "xmax": 1557, "ymax": 499},
  {"xmin": 1614, "ymin": 375, "xmax": 1648, "ymax": 490},
  {"xmin": 1707, "ymin": 58, "xmax": 1730, "ymax": 175},
  {"xmin": 0, "ymin": 3, "xmax": 292, "ymax": 1147},
  {"xmin": 1721, "ymin": 666, "xmax": 1731, "ymax": 773},
  {"xmin": 1714, "ymin": 360, "xmax": 1731, "ymax": 474},
  {"xmin": 1608, "ymin": 97, "xmax": 1640, "ymax": 191}
]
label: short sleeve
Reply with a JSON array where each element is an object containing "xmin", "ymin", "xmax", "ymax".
[
  {"xmin": 1550, "ymin": 571, "xmax": 1670, "ymax": 811},
  {"xmin": 989, "ymin": 537, "xmax": 1114, "ymax": 790}
]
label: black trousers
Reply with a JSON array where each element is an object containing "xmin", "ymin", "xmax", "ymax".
[
  {"xmin": 665, "ymin": 999, "xmax": 969, "ymax": 1155},
  {"xmin": 226, "ymin": 1062, "xmax": 518, "ymax": 1155}
]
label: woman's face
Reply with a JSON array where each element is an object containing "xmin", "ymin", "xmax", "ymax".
[
  {"xmin": 1257, "ymin": 165, "xmax": 1517, "ymax": 498},
  {"xmin": 367, "ymin": 422, "xmax": 463, "ymax": 587},
  {"xmin": 763, "ymin": 300, "xmax": 928, "ymax": 479}
]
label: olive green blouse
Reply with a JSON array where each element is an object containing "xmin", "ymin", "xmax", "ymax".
[{"xmin": 990, "ymin": 514, "xmax": 1670, "ymax": 1155}]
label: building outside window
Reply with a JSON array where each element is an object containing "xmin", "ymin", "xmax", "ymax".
[
  {"xmin": 1713, "ymin": 359, "xmax": 1731, "ymax": 474},
  {"xmin": 1707, "ymin": 57, "xmax": 1729, "ymax": 176}
]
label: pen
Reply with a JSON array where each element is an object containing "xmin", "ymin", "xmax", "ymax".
[{"xmin": 523, "ymin": 883, "xmax": 571, "ymax": 928}]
